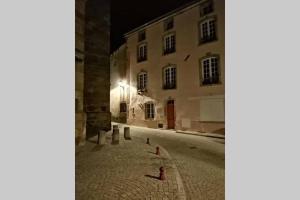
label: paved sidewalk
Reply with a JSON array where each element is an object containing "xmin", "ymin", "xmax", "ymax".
[
  {"xmin": 76, "ymin": 128, "xmax": 186, "ymax": 200},
  {"xmin": 121, "ymin": 123, "xmax": 225, "ymax": 140},
  {"xmin": 175, "ymin": 130, "xmax": 225, "ymax": 139}
]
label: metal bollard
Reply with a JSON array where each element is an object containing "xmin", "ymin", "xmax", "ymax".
[
  {"xmin": 146, "ymin": 138, "xmax": 150, "ymax": 145},
  {"xmin": 124, "ymin": 127, "xmax": 131, "ymax": 140},
  {"xmin": 159, "ymin": 167, "xmax": 166, "ymax": 180},
  {"xmin": 156, "ymin": 146, "xmax": 160, "ymax": 155},
  {"xmin": 112, "ymin": 128, "xmax": 119, "ymax": 144}
]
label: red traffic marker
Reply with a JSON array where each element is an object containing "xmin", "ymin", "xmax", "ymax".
[
  {"xmin": 159, "ymin": 167, "xmax": 166, "ymax": 180},
  {"xmin": 156, "ymin": 146, "xmax": 160, "ymax": 155}
]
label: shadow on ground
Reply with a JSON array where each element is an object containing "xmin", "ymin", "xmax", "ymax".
[
  {"xmin": 145, "ymin": 174, "xmax": 160, "ymax": 180},
  {"xmin": 91, "ymin": 145, "xmax": 104, "ymax": 152}
]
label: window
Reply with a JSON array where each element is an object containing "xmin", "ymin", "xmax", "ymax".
[
  {"xmin": 164, "ymin": 18, "xmax": 174, "ymax": 31},
  {"xmin": 120, "ymin": 102, "xmax": 127, "ymax": 113},
  {"xmin": 145, "ymin": 102, "xmax": 155, "ymax": 119},
  {"xmin": 163, "ymin": 66, "xmax": 176, "ymax": 89},
  {"xmin": 137, "ymin": 43, "xmax": 147, "ymax": 62},
  {"xmin": 138, "ymin": 30, "xmax": 146, "ymax": 42},
  {"xmin": 137, "ymin": 72, "xmax": 147, "ymax": 90},
  {"xmin": 200, "ymin": 18, "xmax": 216, "ymax": 43},
  {"xmin": 163, "ymin": 33, "xmax": 176, "ymax": 55},
  {"xmin": 201, "ymin": 56, "xmax": 219, "ymax": 85},
  {"xmin": 200, "ymin": 0, "xmax": 214, "ymax": 16}
]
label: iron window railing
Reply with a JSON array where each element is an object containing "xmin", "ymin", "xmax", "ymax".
[
  {"xmin": 202, "ymin": 76, "xmax": 219, "ymax": 85},
  {"xmin": 137, "ymin": 56, "xmax": 147, "ymax": 62},
  {"xmin": 163, "ymin": 47, "xmax": 176, "ymax": 55},
  {"xmin": 163, "ymin": 83, "xmax": 176, "ymax": 89},
  {"xmin": 201, "ymin": 34, "xmax": 217, "ymax": 43}
]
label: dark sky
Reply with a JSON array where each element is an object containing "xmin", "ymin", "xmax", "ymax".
[{"xmin": 111, "ymin": 0, "xmax": 197, "ymax": 52}]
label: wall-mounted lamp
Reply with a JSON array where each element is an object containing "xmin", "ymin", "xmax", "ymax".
[{"xmin": 118, "ymin": 80, "xmax": 127, "ymax": 88}]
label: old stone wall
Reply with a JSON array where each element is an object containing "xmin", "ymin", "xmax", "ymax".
[
  {"xmin": 84, "ymin": 0, "xmax": 111, "ymax": 138},
  {"xmin": 75, "ymin": 0, "xmax": 87, "ymax": 145}
]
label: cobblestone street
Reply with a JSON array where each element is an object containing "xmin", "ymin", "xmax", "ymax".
[{"xmin": 76, "ymin": 124, "xmax": 224, "ymax": 200}]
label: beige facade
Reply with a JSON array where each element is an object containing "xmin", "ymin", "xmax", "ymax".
[{"xmin": 112, "ymin": 0, "xmax": 225, "ymax": 134}]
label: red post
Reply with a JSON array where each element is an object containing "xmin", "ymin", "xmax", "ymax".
[
  {"xmin": 159, "ymin": 167, "xmax": 165, "ymax": 180},
  {"xmin": 156, "ymin": 146, "xmax": 160, "ymax": 155}
]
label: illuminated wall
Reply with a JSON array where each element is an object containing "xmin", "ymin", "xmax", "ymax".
[{"xmin": 110, "ymin": 44, "xmax": 128, "ymax": 123}]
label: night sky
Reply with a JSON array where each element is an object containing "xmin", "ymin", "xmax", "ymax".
[{"xmin": 111, "ymin": 0, "xmax": 197, "ymax": 52}]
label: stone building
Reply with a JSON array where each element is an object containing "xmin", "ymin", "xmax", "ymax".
[
  {"xmin": 111, "ymin": 0, "xmax": 225, "ymax": 134},
  {"xmin": 75, "ymin": 0, "xmax": 87, "ymax": 145},
  {"xmin": 76, "ymin": 0, "xmax": 111, "ymax": 145}
]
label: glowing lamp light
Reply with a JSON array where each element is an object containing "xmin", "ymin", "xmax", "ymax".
[{"xmin": 118, "ymin": 80, "xmax": 127, "ymax": 88}]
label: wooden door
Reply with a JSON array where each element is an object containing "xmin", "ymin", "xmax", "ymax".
[{"xmin": 167, "ymin": 100, "xmax": 175, "ymax": 129}]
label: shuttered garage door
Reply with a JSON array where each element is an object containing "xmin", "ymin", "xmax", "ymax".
[{"xmin": 200, "ymin": 95, "xmax": 225, "ymax": 122}]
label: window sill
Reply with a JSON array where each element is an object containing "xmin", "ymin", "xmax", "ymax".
[
  {"xmin": 137, "ymin": 59, "xmax": 147, "ymax": 63},
  {"xmin": 145, "ymin": 118, "xmax": 155, "ymax": 121},
  {"xmin": 200, "ymin": 82, "xmax": 222, "ymax": 87},
  {"xmin": 163, "ymin": 50, "xmax": 176, "ymax": 56},
  {"xmin": 163, "ymin": 87, "xmax": 177, "ymax": 90}
]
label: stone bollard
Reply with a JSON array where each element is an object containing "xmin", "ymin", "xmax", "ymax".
[
  {"xmin": 156, "ymin": 146, "xmax": 160, "ymax": 155},
  {"xmin": 146, "ymin": 138, "xmax": 150, "ymax": 145},
  {"xmin": 113, "ymin": 125, "xmax": 118, "ymax": 130},
  {"xmin": 124, "ymin": 127, "xmax": 131, "ymax": 140},
  {"xmin": 159, "ymin": 167, "xmax": 166, "ymax": 180},
  {"xmin": 97, "ymin": 130, "xmax": 106, "ymax": 145},
  {"xmin": 112, "ymin": 127, "xmax": 119, "ymax": 144}
]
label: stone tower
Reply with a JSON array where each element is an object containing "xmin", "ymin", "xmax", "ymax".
[
  {"xmin": 75, "ymin": 0, "xmax": 111, "ymax": 145},
  {"xmin": 75, "ymin": 0, "xmax": 87, "ymax": 145},
  {"xmin": 84, "ymin": 0, "xmax": 111, "ymax": 138}
]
